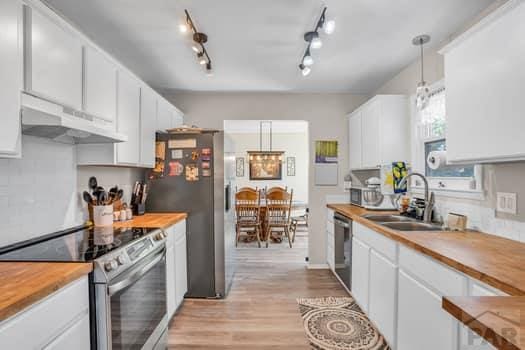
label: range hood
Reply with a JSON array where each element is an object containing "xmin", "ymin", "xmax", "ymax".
[{"xmin": 21, "ymin": 93, "xmax": 127, "ymax": 144}]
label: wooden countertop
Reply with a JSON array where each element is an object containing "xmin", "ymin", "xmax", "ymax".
[
  {"xmin": 0, "ymin": 262, "xmax": 92, "ymax": 321},
  {"xmin": 443, "ymin": 296, "xmax": 525, "ymax": 350},
  {"xmin": 328, "ymin": 203, "xmax": 525, "ymax": 349},
  {"xmin": 113, "ymin": 212, "xmax": 187, "ymax": 229}
]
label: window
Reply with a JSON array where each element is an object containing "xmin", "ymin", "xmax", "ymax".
[{"xmin": 411, "ymin": 81, "xmax": 483, "ymax": 198}]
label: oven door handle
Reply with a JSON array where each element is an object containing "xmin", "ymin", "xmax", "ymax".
[{"xmin": 108, "ymin": 247, "xmax": 166, "ymax": 296}]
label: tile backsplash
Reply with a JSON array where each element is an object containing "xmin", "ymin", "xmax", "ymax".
[
  {"xmin": 0, "ymin": 136, "xmax": 80, "ymax": 246},
  {"xmin": 0, "ymin": 136, "xmax": 146, "ymax": 247}
]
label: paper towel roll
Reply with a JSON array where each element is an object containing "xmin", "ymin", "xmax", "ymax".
[{"xmin": 427, "ymin": 151, "xmax": 447, "ymax": 170}]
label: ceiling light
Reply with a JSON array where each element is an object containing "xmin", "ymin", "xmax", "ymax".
[
  {"xmin": 179, "ymin": 23, "xmax": 188, "ymax": 33},
  {"xmin": 303, "ymin": 54, "xmax": 313, "ymax": 66},
  {"xmin": 191, "ymin": 44, "xmax": 201, "ymax": 53},
  {"xmin": 299, "ymin": 64, "xmax": 311, "ymax": 76},
  {"xmin": 197, "ymin": 52, "xmax": 207, "ymax": 65},
  {"xmin": 182, "ymin": 9, "xmax": 214, "ymax": 74},
  {"xmin": 206, "ymin": 62, "xmax": 213, "ymax": 76},
  {"xmin": 311, "ymin": 36, "xmax": 322, "ymax": 49},
  {"xmin": 412, "ymin": 34, "xmax": 431, "ymax": 111},
  {"xmin": 324, "ymin": 19, "xmax": 335, "ymax": 34}
]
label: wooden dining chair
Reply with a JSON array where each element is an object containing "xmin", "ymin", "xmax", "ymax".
[
  {"xmin": 235, "ymin": 189, "xmax": 263, "ymax": 247},
  {"xmin": 236, "ymin": 186, "xmax": 258, "ymax": 193},
  {"xmin": 265, "ymin": 189, "xmax": 293, "ymax": 248}
]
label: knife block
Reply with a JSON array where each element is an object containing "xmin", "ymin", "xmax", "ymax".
[{"xmin": 133, "ymin": 203, "xmax": 145, "ymax": 216}]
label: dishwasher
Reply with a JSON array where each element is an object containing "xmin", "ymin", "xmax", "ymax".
[{"xmin": 333, "ymin": 213, "xmax": 352, "ymax": 291}]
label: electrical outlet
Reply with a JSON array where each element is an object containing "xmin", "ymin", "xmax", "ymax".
[{"xmin": 496, "ymin": 192, "xmax": 517, "ymax": 214}]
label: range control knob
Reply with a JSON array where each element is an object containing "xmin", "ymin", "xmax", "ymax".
[
  {"xmin": 116, "ymin": 255, "xmax": 126, "ymax": 265},
  {"xmin": 104, "ymin": 260, "xmax": 118, "ymax": 272},
  {"xmin": 154, "ymin": 232, "xmax": 164, "ymax": 241}
]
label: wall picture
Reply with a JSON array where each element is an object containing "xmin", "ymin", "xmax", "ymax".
[
  {"xmin": 287, "ymin": 157, "xmax": 296, "ymax": 176},
  {"xmin": 315, "ymin": 140, "xmax": 338, "ymax": 163},
  {"xmin": 248, "ymin": 152, "xmax": 283, "ymax": 180},
  {"xmin": 236, "ymin": 157, "xmax": 244, "ymax": 177}
]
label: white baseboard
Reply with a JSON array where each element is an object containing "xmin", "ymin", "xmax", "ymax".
[{"xmin": 307, "ymin": 263, "xmax": 329, "ymax": 269}]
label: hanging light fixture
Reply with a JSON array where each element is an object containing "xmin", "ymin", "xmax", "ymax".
[
  {"xmin": 298, "ymin": 6, "xmax": 334, "ymax": 76},
  {"xmin": 413, "ymin": 34, "xmax": 431, "ymax": 111},
  {"xmin": 180, "ymin": 10, "xmax": 213, "ymax": 75}
]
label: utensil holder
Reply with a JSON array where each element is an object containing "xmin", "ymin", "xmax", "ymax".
[
  {"xmin": 93, "ymin": 205, "xmax": 114, "ymax": 226},
  {"xmin": 133, "ymin": 203, "xmax": 145, "ymax": 216}
]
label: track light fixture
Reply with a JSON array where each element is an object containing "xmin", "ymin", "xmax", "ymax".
[
  {"xmin": 180, "ymin": 9, "xmax": 213, "ymax": 75},
  {"xmin": 298, "ymin": 6, "xmax": 334, "ymax": 76}
]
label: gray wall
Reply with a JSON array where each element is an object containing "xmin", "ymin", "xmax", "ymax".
[{"xmin": 164, "ymin": 92, "xmax": 368, "ymax": 265}]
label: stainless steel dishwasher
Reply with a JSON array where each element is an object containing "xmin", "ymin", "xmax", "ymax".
[{"xmin": 333, "ymin": 213, "xmax": 352, "ymax": 291}]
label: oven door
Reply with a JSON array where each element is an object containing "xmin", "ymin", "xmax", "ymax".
[{"xmin": 102, "ymin": 247, "xmax": 167, "ymax": 350}]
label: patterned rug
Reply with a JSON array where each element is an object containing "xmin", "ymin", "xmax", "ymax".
[{"xmin": 297, "ymin": 297, "xmax": 391, "ymax": 350}]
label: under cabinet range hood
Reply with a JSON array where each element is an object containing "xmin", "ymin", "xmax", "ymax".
[{"xmin": 20, "ymin": 93, "xmax": 127, "ymax": 144}]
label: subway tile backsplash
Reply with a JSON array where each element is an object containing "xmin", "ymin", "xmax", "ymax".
[{"xmin": 0, "ymin": 136, "xmax": 80, "ymax": 246}]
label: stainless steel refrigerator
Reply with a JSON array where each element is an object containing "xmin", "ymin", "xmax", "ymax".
[{"xmin": 145, "ymin": 130, "xmax": 236, "ymax": 298}]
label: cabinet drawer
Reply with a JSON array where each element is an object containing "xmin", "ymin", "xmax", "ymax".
[
  {"xmin": 399, "ymin": 246, "xmax": 466, "ymax": 296},
  {"xmin": 469, "ymin": 279, "xmax": 507, "ymax": 297},
  {"xmin": 353, "ymin": 223, "xmax": 396, "ymax": 262},
  {"xmin": 0, "ymin": 277, "xmax": 89, "ymax": 349}
]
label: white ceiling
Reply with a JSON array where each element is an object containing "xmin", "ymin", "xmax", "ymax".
[
  {"xmin": 44, "ymin": 0, "xmax": 494, "ymax": 93},
  {"xmin": 224, "ymin": 120, "xmax": 308, "ymax": 134}
]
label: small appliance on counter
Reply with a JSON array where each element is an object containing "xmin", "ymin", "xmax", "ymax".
[{"xmin": 350, "ymin": 177, "xmax": 397, "ymax": 210}]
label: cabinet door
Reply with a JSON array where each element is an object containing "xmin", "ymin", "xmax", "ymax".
[
  {"xmin": 84, "ymin": 46, "xmax": 117, "ymax": 122},
  {"xmin": 27, "ymin": 7, "xmax": 82, "ymax": 109},
  {"xmin": 361, "ymin": 100, "xmax": 381, "ymax": 168},
  {"xmin": 43, "ymin": 313, "xmax": 90, "ymax": 350},
  {"xmin": 0, "ymin": 0, "xmax": 22, "ymax": 156},
  {"xmin": 348, "ymin": 112, "xmax": 362, "ymax": 169},
  {"xmin": 166, "ymin": 245, "xmax": 176, "ymax": 320},
  {"xmin": 397, "ymin": 270, "xmax": 458, "ymax": 350},
  {"xmin": 444, "ymin": 2, "xmax": 525, "ymax": 163},
  {"xmin": 140, "ymin": 87, "xmax": 157, "ymax": 168},
  {"xmin": 369, "ymin": 250, "xmax": 397, "ymax": 347},
  {"xmin": 116, "ymin": 70, "xmax": 140, "ymax": 164},
  {"xmin": 175, "ymin": 230, "xmax": 188, "ymax": 307},
  {"xmin": 156, "ymin": 100, "xmax": 172, "ymax": 132},
  {"xmin": 351, "ymin": 237, "xmax": 370, "ymax": 312},
  {"xmin": 379, "ymin": 96, "xmax": 409, "ymax": 164},
  {"xmin": 172, "ymin": 108, "xmax": 184, "ymax": 128}
]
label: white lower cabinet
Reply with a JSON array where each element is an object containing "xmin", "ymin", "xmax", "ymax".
[
  {"xmin": 166, "ymin": 220, "xmax": 187, "ymax": 320},
  {"xmin": 326, "ymin": 209, "xmax": 335, "ymax": 271},
  {"xmin": 0, "ymin": 277, "xmax": 90, "ymax": 349},
  {"xmin": 369, "ymin": 250, "xmax": 397, "ymax": 347},
  {"xmin": 351, "ymin": 236, "xmax": 370, "ymax": 312},
  {"xmin": 397, "ymin": 270, "xmax": 458, "ymax": 350}
]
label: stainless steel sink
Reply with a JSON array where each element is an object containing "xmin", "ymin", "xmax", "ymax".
[
  {"xmin": 380, "ymin": 222, "xmax": 444, "ymax": 231},
  {"xmin": 363, "ymin": 214, "xmax": 414, "ymax": 223}
]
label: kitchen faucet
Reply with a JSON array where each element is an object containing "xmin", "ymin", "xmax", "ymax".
[{"xmin": 398, "ymin": 172, "xmax": 435, "ymax": 223}]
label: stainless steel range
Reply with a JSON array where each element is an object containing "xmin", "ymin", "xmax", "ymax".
[{"xmin": 0, "ymin": 225, "xmax": 168, "ymax": 350}]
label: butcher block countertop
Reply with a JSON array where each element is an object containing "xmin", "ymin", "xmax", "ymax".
[
  {"xmin": 328, "ymin": 203, "xmax": 525, "ymax": 350},
  {"xmin": 113, "ymin": 212, "xmax": 187, "ymax": 229},
  {"xmin": 0, "ymin": 262, "xmax": 92, "ymax": 322}
]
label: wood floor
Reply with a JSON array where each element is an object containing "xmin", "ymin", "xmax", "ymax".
[{"xmin": 168, "ymin": 230, "xmax": 348, "ymax": 349}]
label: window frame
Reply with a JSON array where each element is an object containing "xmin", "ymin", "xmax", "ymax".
[{"xmin": 409, "ymin": 80, "xmax": 485, "ymax": 200}]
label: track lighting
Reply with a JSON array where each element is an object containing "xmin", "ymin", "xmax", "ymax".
[
  {"xmin": 180, "ymin": 10, "xmax": 213, "ymax": 74},
  {"xmin": 298, "ymin": 6, "xmax": 333, "ymax": 76},
  {"xmin": 205, "ymin": 62, "xmax": 213, "ymax": 76}
]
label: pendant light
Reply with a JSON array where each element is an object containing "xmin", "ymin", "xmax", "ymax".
[{"xmin": 412, "ymin": 34, "xmax": 431, "ymax": 111}]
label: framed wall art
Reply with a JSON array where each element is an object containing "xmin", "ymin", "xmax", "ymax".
[
  {"xmin": 235, "ymin": 157, "xmax": 245, "ymax": 177},
  {"xmin": 286, "ymin": 157, "xmax": 296, "ymax": 176},
  {"xmin": 247, "ymin": 151, "xmax": 283, "ymax": 180}
]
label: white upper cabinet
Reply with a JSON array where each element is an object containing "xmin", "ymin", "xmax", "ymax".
[
  {"xmin": 25, "ymin": 6, "xmax": 83, "ymax": 109},
  {"xmin": 84, "ymin": 46, "xmax": 117, "ymax": 123},
  {"xmin": 348, "ymin": 111, "xmax": 362, "ymax": 169},
  {"xmin": 0, "ymin": 0, "xmax": 22, "ymax": 157},
  {"xmin": 116, "ymin": 70, "xmax": 140, "ymax": 164},
  {"xmin": 157, "ymin": 99, "xmax": 184, "ymax": 132},
  {"xmin": 140, "ymin": 86, "xmax": 157, "ymax": 168},
  {"xmin": 441, "ymin": 1, "xmax": 525, "ymax": 164},
  {"xmin": 347, "ymin": 95, "xmax": 409, "ymax": 170}
]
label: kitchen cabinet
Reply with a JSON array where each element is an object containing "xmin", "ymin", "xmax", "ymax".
[
  {"xmin": 140, "ymin": 86, "xmax": 157, "ymax": 168},
  {"xmin": 0, "ymin": 277, "xmax": 90, "ymax": 349},
  {"xmin": 347, "ymin": 95, "xmax": 409, "ymax": 170},
  {"xmin": 84, "ymin": 45, "xmax": 117, "ymax": 123},
  {"xmin": 174, "ymin": 220, "xmax": 188, "ymax": 308},
  {"xmin": 116, "ymin": 70, "xmax": 141, "ymax": 164},
  {"xmin": 369, "ymin": 249, "xmax": 397, "ymax": 347},
  {"xmin": 166, "ymin": 224, "xmax": 177, "ymax": 319},
  {"xmin": 351, "ymin": 236, "xmax": 370, "ymax": 312},
  {"xmin": 326, "ymin": 209, "xmax": 335, "ymax": 271},
  {"xmin": 348, "ymin": 112, "xmax": 362, "ymax": 170},
  {"xmin": 0, "ymin": 0, "xmax": 22, "ymax": 158},
  {"xmin": 157, "ymin": 99, "xmax": 184, "ymax": 132},
  {"xmin": 25, "ymin": 5, "xmax": 83, "ymax": 110},
  {"xmin": 441, "ymin": 1, "xmax": 525, "ymax": 164}
]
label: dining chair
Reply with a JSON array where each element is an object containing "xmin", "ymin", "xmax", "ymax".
[
  {"xmin": 235, "ymin": 189, "xmax": 263, "ymax": 247},
  {"xmin": 236, "ymin": 186, "xmax": 258, "ymax": 193},
  {"xmin": 265, "ymin": 189, "xmax": 293, "ymax": 248}
]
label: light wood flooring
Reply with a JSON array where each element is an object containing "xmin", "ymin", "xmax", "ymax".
[{"xmin": 167, "ymin": 228, "xmax": 348, "ymax": 349}]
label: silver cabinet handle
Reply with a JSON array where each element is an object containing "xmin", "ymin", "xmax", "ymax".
[{"xmin": 334, "ymin": 219, "xmax": 350, "ymax": 229}]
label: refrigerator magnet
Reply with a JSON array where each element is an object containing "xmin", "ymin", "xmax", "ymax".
[
  {"xmin": 191, "ymin": 151, "xmax": 200, "ymax": 160},
  {"xmin": 202, "ymin": 169, "xmax": 211, "ymax": 177},
  {"xmin": 202, "ymin": 148, "xmax": 212, "ymax": 156},
  {"xmin": 185, "ymin": 164, "xmax": 199, "ymax": 181},
  {"xmin": 168, "ymin": 161, "xmax": 184, "ymax": 176},
  {"xmin": 202, "ymin": 161, "xmax": 211, "ymax": 169},
  {"xmin": 171, "ymin": 149, "xmax": 183, "ymax": 159}
]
